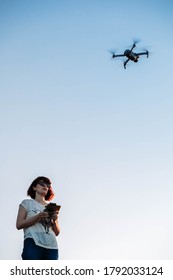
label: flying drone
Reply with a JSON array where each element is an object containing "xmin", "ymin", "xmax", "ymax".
[{"xmin": 111, "ymin": 41, "xmax": 149, "ymax": 69}]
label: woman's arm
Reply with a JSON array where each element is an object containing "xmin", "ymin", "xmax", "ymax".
[
  {"xmin": 52, "ymin": 220, "xmax": 60, "ymax": 236},
  {"xmin": 16, "ymin": 205, "xmax": 49, "ymax": 230},
  {"xmin": 51, "ymin": 213, "xmax": 60, "ymax": 236}
]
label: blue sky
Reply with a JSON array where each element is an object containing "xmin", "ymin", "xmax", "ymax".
[{"xmin": 1, "ymin": 0, "xmax": 173, "ymax": 259}]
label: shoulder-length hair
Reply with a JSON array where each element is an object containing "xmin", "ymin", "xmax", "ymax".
[{"xmin": 27, "ymin": 176, "xmax": 55, "ymax": 201}]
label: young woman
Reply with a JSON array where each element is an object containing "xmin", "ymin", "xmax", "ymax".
[{"xmin": 16, "ymin": 176, "xmax": 60, "ymax": 260}]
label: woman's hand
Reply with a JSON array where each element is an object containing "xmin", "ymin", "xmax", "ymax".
[
  {"xmin": 37, "ymin": 211, "xmax": 49, "ymax": 221},
  {"xmin": 51, "ymin": 211, "xmax": 59, "ymax": 222}
]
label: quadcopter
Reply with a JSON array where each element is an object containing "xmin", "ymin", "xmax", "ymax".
[{"xmin": 111, "ymin": 42, "xmax": 149, "ymax": 69}]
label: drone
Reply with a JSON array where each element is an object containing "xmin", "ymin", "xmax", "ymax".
[{"xmin": 111, "ymin": 42, "xmax": 149, "ymax": 69}]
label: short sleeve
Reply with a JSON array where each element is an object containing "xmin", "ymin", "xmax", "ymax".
[{"xmin": 20, "ymin": 199, "xmax": 29, "ymax": 210}]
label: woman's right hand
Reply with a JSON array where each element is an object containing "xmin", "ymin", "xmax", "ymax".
[{"xmin": 37, "ymin": 211, "xmax": 49, "ymax": 221}]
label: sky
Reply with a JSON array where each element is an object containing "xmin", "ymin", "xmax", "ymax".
[{"xmin": 0, "ymin": 0, "xmax": 173, "ymax": 260}]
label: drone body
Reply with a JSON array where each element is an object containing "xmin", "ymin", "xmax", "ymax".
[{"xmin": 111, "ymin": 42, "xmax": 149, "ymax": 69}]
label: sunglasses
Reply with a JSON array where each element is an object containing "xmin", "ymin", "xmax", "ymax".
[{"xmin": 38, "ymin": 180, "xmax": 51, "ymax": 188}]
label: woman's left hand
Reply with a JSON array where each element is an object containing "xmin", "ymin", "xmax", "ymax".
[{"xmin": 51, "ymin": 211, "xmax": 59, "ymax": 222}]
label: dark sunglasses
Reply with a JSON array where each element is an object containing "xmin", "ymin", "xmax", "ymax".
[{"xmin": 38, "ymin": 180, "xmax": 51, "ymax": 188}]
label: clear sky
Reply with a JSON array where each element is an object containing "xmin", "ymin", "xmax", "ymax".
[{"xmin": 1, "ymin": 0, "xmax": 173, "ymax": 260}]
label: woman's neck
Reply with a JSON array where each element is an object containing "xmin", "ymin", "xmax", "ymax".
[{"xmin": 34, "ymin": 194, "xmax": 47, "ymax": 205}]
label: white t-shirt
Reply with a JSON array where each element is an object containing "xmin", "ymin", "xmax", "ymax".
[{"xmin": 20, "ymin": 199, "xmax": 58, "ymax": 249}]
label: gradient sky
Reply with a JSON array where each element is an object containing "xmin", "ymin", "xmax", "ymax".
[{"xmin": 1, "ymin": 0, "xmax": 173, "ymax": 259}]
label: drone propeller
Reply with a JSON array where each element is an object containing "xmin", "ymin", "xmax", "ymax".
[
  {"xmin": 108, "ymin": 49, "xmax": 119, "ymax": 58},
  {"xmin": 132, "ymin": 37, "xmax": 141, "ymax": 45},
  {"xmin": 108, "ymin": 49, "xmax": 118, "ymax": 59},
  {"xmin": 142, "ymin": 45, "xmax": 152, "ymax": 55},
  {"xmin": 128, "ymin": 38, "xmax": 141, "ymax": 49},
  {"xmin": 125, "ymin": 39, "xmax": 140, "ymax": 50}
]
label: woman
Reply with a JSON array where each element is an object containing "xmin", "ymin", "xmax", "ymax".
[{"xmin": 16, "ymin": 176, "xmax": 60, "ymax": 260}]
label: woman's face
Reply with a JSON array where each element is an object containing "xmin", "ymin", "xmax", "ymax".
[{"xmin": 34, "ymin": 180, "xmax": 51, "ymax": 196}]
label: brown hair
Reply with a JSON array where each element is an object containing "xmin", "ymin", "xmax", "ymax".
[{"xmin": 27, "ymin": 176, "xmax": 55, "ymax": 201}]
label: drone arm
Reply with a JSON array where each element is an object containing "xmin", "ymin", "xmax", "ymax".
[
  {"xmin": 130, "ymin": 43, "xmax": 136, "ymax": 52},
  {"xmin": 124, "ymin": 59, "xmax": 130, "ymax": 69},
  {"xmin": 136, "ymin": 51, "xmax": 149, "ymax": 58},
  {"xmin": 112, "ymin": 54, "xmax": 125, "ymax": 58}
]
